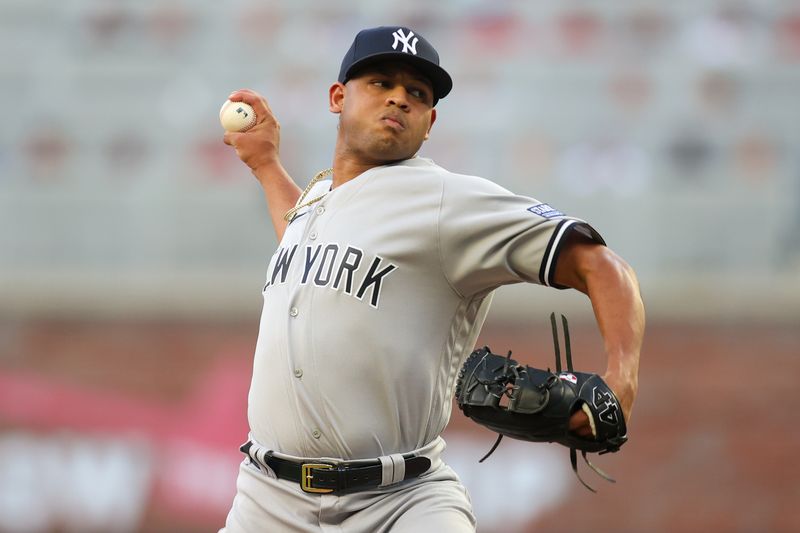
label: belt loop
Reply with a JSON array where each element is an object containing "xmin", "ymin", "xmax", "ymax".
[
  {"xmin": 378, "ymin": 453, "xmax": 408, "ymax": 486},
  {"xmin": 389, "ymin": 454, "xmax": 406, "ymax": 484},
  {"xmin": 240, "ymin": 440, "xmax": 261, "ymax": 470},
  {"xmin": 378, "ymin": 456, "xmax": 394, "ymax": 487},
  {"xmin": 259, "ymin": 447, "xmax": 271, "ymax": 469}
]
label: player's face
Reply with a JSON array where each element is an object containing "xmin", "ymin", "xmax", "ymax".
[{"xmin": 329, "ymin": 62, "xmax": 437, "ymax": 165}]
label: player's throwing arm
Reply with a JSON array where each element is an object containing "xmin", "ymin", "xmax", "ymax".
[{"xmin": 222, "ymin": 89, "xmax": 301, "ymax": 240}]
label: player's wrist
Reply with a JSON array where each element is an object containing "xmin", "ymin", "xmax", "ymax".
[
  {"xmin": 602, "ymin": 370, "xmax": 637, "ymax": 421},
  {"xmin": 251, "ymin": 158, "xmax": 285, "ymax": 183}
]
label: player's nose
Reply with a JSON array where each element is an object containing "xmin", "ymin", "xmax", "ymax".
[{"xmin": 386, "ymin": 88, "xmax": 410, "ymax": 109}]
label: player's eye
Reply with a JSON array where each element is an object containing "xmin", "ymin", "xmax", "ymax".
[{"xmin": 408, "ymin": 87, "xmax": 431, "ymax": 104}]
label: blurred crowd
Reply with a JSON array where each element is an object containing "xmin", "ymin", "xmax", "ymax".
[{"xmin": 1, "ymin": 0, "xmax": 798, "ymax": 315}]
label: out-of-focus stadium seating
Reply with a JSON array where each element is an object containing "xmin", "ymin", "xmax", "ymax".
[{"xmin": 1, "ymin": 0, "xmax": 798, "ymax": 321}]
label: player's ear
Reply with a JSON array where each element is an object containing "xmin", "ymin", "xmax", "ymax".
[
  {"xmin": 329, "ymin": 82, "xmax": 345, "ymax": 114},
  {"xmin": 424, "ymin": 108, "xmax": 437, "ymax": 141}
]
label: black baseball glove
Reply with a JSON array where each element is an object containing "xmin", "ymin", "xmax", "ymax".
[{"xmin": 454, "ymin": 313, "xmax": 627, "ymax": 491}]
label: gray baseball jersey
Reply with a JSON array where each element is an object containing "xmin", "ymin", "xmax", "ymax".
[{"xmin": 247, "ymin": 156, "xmax": 604, "ymax": 461}]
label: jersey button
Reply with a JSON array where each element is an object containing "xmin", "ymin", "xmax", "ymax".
[
  {"xmin": 294, "ymin": 368, "xmax": 303, "ymax": 378},
  {"xmin": 309, "ymin": 231, "xmax": 318, "ymax": 240},
  {"xmin": 289, "ymin": 307, "xmax": 299, "ymax": 317},
  {"xmin": 312, "ymin": 429, "xmax": 321, "ymax": 439},
  {"xmin": 315, "ymin": 206, "xmax": 325, "ymax": 215}
]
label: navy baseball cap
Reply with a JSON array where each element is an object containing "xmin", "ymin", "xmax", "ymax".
[{"xmin": 338, "ymin": 26, "xmax": 453, "ymax": 106}]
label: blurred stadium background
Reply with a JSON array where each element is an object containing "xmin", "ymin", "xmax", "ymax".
[{"xmin": 1, "ymin": 1, "xmax": 798, "ymax": 531}]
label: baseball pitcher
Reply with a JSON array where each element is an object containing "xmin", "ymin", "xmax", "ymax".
[{"xmin": 220, "ymin": 26, "xmax": 645, "ymax": 532}]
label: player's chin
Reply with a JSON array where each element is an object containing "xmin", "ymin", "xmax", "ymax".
[{"xmin": 368, "ymin": 138, "xmax": 420, "ymax": 163}]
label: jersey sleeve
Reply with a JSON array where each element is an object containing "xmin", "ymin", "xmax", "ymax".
[{"xmin": 437, "ymin": 174, "xmax": 605, "ymax": 298}]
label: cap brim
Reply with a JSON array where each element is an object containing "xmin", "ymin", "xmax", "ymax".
[{"xmin": 343, "ymin": 52, "xmax": 453, "ymax": 104}]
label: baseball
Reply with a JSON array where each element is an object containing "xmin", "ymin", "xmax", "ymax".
[{"xmin": 219, "ymin": 100, "xmax": 257, "ymax": 132}]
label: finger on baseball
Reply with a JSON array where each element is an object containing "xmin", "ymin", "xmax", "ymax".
[
  {"xmin": 228, "ymin": 88, "xmax": 257, "ymax": 104},
  {"xmin": 228, "ymin": 89, "xmax": 273, "ymax": 121},
  {"xmin": 223, "ymin": 132, "xmax": 240, "ymax": 145}
]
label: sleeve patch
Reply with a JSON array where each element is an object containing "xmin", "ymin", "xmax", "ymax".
[{"xmin": 527, "ymin": 203, "xmax": 565, "ymax": 218}]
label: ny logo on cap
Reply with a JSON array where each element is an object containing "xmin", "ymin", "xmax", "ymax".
[{"xmin": 391, "ymin": 28, "xmax": 418, "ymax": 55}]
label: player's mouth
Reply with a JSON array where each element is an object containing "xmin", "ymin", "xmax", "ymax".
[{"xmin": 380, "ymin": 114, "xmax": 406, "ymax": 131}]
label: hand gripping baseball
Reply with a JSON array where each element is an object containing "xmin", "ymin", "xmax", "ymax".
[
  {"xmin": 222, "ymin": 89, "xmax": 282, "ymax": 173},
  {"xmin": 455, "ymin": 313, "xmax": 628, "ymax": 492}
]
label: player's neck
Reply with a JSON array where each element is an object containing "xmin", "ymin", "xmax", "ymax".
[{"xmin": 331, "ymin": 150, "xmax": 400, "ymax": 189}]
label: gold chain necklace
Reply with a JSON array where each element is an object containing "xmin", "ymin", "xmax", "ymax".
[{"xmin": 283, "ymin": 168, "xmax": 333, "ymax": 222}]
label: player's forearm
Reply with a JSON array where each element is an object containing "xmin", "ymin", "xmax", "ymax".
[
  {"xmin": 581, "ymin": 250, "xmax": 645, "ymax": 417},
  {"xmin": 252, "ymin": 161, "xmax": 302, "ymax": 241},
  {"xmin": 587, "ymin": 258, "xmax": 644, "ymax": 375}
]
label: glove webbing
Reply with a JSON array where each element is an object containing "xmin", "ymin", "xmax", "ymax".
[
  {"xmin": 551, "ymin": 312, "xmax": 616, "ymax": 493},
  {"xmin": 477, "ymin": 349, "xmax": 517, "ymax": 464}
]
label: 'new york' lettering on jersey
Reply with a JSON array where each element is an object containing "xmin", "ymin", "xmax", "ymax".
[{"xmin": 264, "ymin": 243, "xmax": 398, "ymax": 309}]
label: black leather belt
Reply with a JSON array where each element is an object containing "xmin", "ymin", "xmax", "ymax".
[{"xmin": 240, "ymin": 441, "xmax": 431, "ymax": 494}]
